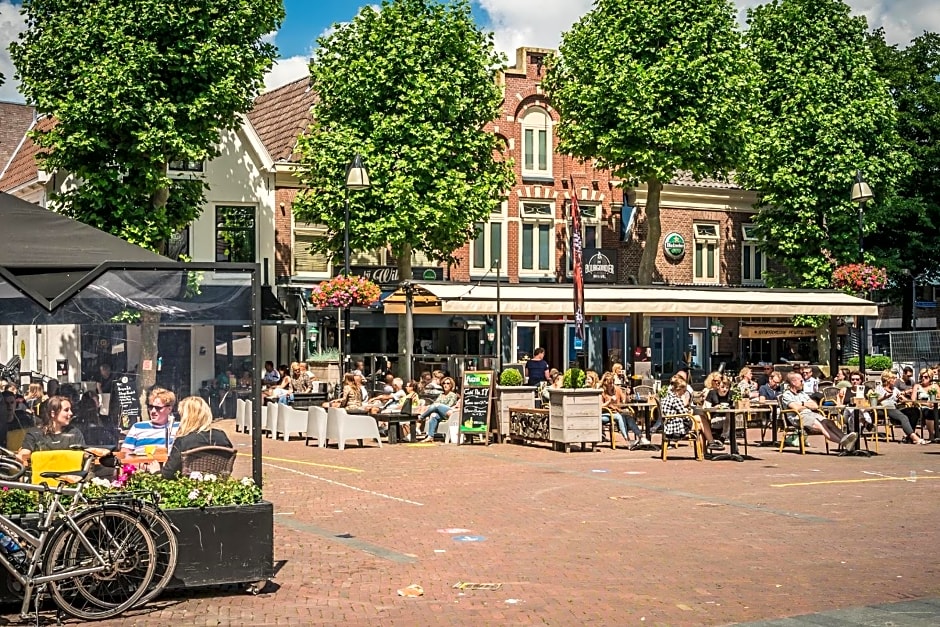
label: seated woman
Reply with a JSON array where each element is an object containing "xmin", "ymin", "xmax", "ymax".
[
  {"xmin": 875, "ymin": 369, "xmax": 927, "ymax": 445},
  {"xmin": 15, "ymin": 395, "xmax": 85, "ymax": 464},
  {"xmin": 24, "ymin": 382, "xmax": 46, "ymax": 416},
  {"xmin": 289, "ymin": 362, "xmax": 312, "ymax": 395},
  {"xmin": 161, "ymin": 396, "xmax": 233, "ymax": 479},
  {"xmin": 263, "ymin": 364, "xmax": 293, "ymax": 405},
  {"xmin": 420, "ymin": 377, "xmax": 459, "ymax": 442},
  {"xmin": 324, "ymin": 373, "xmax": 364, "ymax": 412},
  {"xmin": 599, "ymin": 372, "xmax": 647, "ymax": 447},
  {"xmin": 737, "ymin": 367, "xmax": 760, "ymax": 400},
  {"xmin": 910, "ymin": 368, "xmax": 938, "ymax": 442},
  {"xmin": 702, "ymin": 377, "xmax": 734, "ymax": 443}
]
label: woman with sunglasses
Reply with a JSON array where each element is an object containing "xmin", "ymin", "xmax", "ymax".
[
  {"xmin": 419, "ymin": 377, "xmax": 459, "ymax": 442},
  {"xmin": 910, "ymin": 369, "xmax": 938, "ymax": 442},
  {"xmin": 875, "ymin": 370, "xmax": 927, "ymax": 445}
]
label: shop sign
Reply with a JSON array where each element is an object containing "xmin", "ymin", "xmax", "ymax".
[
  {"xmin": 332, "ymin": 266, "xmax": 443, "ymax": 284},
  {"xmin": 663, "ymin": 232, "xmax": 685, "ymax": 259},
  {"xmin": 583, "ymin": 248, "xmax": 618, "ymax": 283},
  {"xmin": 739, "ymin": 326, "xmax": 816, "ymax": 339}
]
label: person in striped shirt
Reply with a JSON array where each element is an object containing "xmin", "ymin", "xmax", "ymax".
[{"xmin": 121, "ymin": 387, "xmax": 180, "ymax": 454}]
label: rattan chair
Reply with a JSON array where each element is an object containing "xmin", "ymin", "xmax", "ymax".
[
  {"xmin": 181, "ymin": 446, "xmax": 237, "ymax": 478},
  {"xmin": 659, "ymin": 412, "xmax": 703, "ymax": 461},
  {"xmin": 777, "ymin": 396, "xmax": 830, "ymax": 455}
]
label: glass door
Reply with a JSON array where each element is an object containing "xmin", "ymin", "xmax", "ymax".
[{"xmin": 513, "ymin": 322, "xmax": 539, "ymax": 362}]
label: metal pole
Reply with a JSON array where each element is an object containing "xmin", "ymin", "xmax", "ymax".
[
  {"xmin": 495, "ymin": 257, "xmax": 502, "ymax": 373},
  {"xmin": 912, "ymin": 274, "xmax": 917, "ymax": 331},
  {"xmin": 343, "ymin": 188, "xmax": 351, "ymax": 375},
  {"xmin": 404, "ymin": 281, "xmax": 414, "ymax": 381},
  {"xmin": 251, "ymin": 264, "xmax": 263, "ymax": 487},
  {"xmin": 858, "ymin": 201, "xmax": 866, "ymax": 378}
]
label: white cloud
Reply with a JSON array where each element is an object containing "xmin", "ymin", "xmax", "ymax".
[
  {"xmin": 263, "ymin": 55, "xmax": 309, "ymax": 92},
  {"xmin": 0, "ymin": 0, "xmax": 26, "ymax": 103}
]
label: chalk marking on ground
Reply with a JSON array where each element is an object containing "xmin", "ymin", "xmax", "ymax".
[
  {"xmin": 262, "ymin": 455, "xmax": 364, "ymax": 473},
  {"xmin": 264, "ymin": 462, "xmax": 423, "ymax": 506},
  {"xmin": 772, "ymin": 475, "xmax": 940, "ymax": 487},
  {"xmin": 275, "ymin": 516, "xmax": 417, "ymax": 564}
]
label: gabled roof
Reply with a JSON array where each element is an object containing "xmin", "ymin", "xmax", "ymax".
[
  {"xmin": 0, "ymin": 102, "xmax": 36, "ymax": 183},
  {"xmin": 0, "ymin": 114, "xmax": 54, "ymax": 192},
  {"xmin": 247, "ymin": 77, "xmax": 315, "ymax": 163}
]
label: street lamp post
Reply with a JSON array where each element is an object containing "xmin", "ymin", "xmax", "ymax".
[
  {"xmin": 343, "ymin": 154, "xmax": 370, "ymax": 374},
  {"xmin": 850, "ymin": 170, "xmax": 873, "ymax": 381}
]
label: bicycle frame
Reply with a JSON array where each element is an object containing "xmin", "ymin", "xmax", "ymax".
[{"xmin": 0, "ymin": 478, "xmax": 118, "ymax": 617}]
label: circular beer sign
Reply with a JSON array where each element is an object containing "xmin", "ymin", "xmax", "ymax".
[{"xmin": 663, "ymin": 232, "xmax": 686, "ymax": 259}]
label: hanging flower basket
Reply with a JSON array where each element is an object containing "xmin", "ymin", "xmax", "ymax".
[
  {"xmin": 310, "ymin": 275, "xmax": 381, "ymax": 308},
  {"xmin": 832, "ymin": 263, "xmax": 888, "ymax": 294}
]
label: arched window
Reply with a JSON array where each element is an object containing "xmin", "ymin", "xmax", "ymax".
[{"xmin": 521, "ymin": 107, "xmax": 552, "ymax": 178}]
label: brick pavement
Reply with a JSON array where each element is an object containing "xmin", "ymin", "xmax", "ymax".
[{"xmin": 6, "ymin": 424, "xmax": 939, "ymax": 625}]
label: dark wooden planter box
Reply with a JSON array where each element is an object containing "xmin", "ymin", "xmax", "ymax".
[
  {"xmin": 166, "ymin": 500, "xmax": 274, "ymax": 589},
  {"xmin": 0, "ymin": 501, "xmax": 273, "ymax": 600}
]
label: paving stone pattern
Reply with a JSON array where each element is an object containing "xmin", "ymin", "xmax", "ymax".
[{"xmin": 8, "ymin": 424, "xmax": 939, "ymax": 625}]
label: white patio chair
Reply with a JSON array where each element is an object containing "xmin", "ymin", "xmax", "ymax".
[
  {"xmin": 326, "ymin": 407, "xmax": 382, "ymax": 450},
  {"xmin": 265, "ymin": 401, "xmax": 279, "ymax": 437},
  {"xmin": 276, "ymin": 404, "xmax": 308, "ymax": 442},
  {"xmin": 235, "ymin": 398, "xmax": 247, "ymax": 432},
  {"xmin": 242, "ymin": 399, "xmax": 253, "ymax": 434},
  {"xmin": 306, "ymin": 406, "xmax": 328, "ymax": 448}
]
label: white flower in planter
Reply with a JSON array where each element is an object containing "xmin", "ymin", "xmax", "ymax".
[
  {"xmin": 188, "ymin": 489, "xmax": 200, "ymax": 500},
  {"xmin": 188, "ymin": 471, "xmax": 204, "ymax": 481},
  {"xmin": 240, "ymin": 477, "xmax": 254, "ymax": 486},
  {"xmin": 202, "ymin": 473, "xmax": 218, "ymax": 482}
]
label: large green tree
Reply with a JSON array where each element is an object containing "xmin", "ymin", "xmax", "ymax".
[
  {"xmin": 293, "ymin": 0, "xmax": 514, "ymax": 356},
  {"xmin": 865, "ymin": 29, "xmax": 940, "ymax": 290},
  {"xmin": 11, "ymin": 0, "xmax": 282, "ymax": 392},
  {"xmin": 543, "ymin": 0, "xmax": 754, "ymax": 285},
  {"xmin": 737, "ymin": 0, "xmax": 905, "ymax": 367},
  {"xmin": 10, "ymin": 0, "xmax": 283, "ymax": 252}
]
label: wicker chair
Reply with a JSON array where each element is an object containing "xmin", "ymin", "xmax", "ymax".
[
  {"xmin": 659, "ymin": 411, "xmax": 703, "ymax": 461},
  {"xmin": 181, "ymin": 446, "xmax": 237, "ymax": 478},
  {"xmin": 777, "ymin": 397, "xmax": 830, "ymax": 455}
]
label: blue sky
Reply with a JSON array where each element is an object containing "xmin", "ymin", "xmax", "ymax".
[{"xmin": 1, "ymin": 1, "xmax": 934, "ymax": 102}]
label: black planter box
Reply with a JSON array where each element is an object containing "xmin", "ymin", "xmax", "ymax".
[
  {"xmin": 166, "ymin": 500, "xmax": 274, "ymax": 589},
  {"xmin": 0, "ymin": 501, "xmax": 273, "ymax": 599}
]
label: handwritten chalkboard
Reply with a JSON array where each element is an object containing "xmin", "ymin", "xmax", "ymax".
[
  {"xmin": 110, "ymin": 377, "xmax": 141, "ymax": 430},
  {"xmin": 459, "ymin": 371, "xmax": 493, "ymax": 444}
]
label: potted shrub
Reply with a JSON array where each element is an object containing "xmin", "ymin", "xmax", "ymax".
[
  {"xmin": 307, "ymin": 348, "xmax": 341, "ymax": 384},
  {"xmin": 846, "ymin": 354, "xmax": 893, "ymax": 377},
  {"xmin": 545, "ymin": 367, "xmax": 602, "ymax": 452},
  {"xmin": 495, "ymin": 367, "xmax": 536, "ymax": 442}
]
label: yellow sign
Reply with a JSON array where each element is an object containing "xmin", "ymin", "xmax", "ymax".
[
  {"xmin": 19, "ymin": 340, "xmax": 26, "ymax": 360},
  {"xmin": 738, "ymin": 326, "xmax": 815, "ymax": 339}
]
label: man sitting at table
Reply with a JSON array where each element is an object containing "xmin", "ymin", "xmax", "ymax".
[
  {"xmin": 780, "ymin": 373, "xmax": 857, "ymax": 451},
  {"xmin": 122, "ymin": 387, "xmax": 180, "ymax": 455},
  {"xmin": 758, "ymin": 371, "xmax": 783, "ymax": 402}
]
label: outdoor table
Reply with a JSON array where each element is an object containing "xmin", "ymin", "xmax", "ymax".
[
  {"xmin": 622, "ymin": 400, "xmax": 658, "ymax": 450},
  {"xmin": 374, "ymin": 413, "xmax": 418, "ymax": 444},
  {"xmin": 702, "ymin": 406, "xmax": 770, "ymax": 462},
  {"xmin": 115, "ymin": 449, "xmax": 168, "ymax": 466}
]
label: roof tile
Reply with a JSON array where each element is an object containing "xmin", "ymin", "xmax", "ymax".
[{"xmin": 247, "ymin": 77, "xmax": 316, "ymax": 163}]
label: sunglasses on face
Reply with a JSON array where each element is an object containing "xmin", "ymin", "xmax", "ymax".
[{"xmin": 147, "ymin": 404, "xmax": 171, "ymax": 411}]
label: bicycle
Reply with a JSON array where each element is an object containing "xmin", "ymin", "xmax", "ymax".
[{"xmin": 0, "ymin": 448, "xmax": 158, "ymax": 621}]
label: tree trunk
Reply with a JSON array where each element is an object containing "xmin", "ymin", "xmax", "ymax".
[
  {"xmin": 636, "ymin": 179, "xmax": 662, "ymax": 348},
  {"xmin": 637, "ymin": 178, "xmax": 662, "ymax": 285},
  {"xmin": 396, "ymin": 245, "xmax": 413, "ymax": 378},
  {"xmin": 815, "ymin": 322, "xmax": 831, "ymax": 378}
]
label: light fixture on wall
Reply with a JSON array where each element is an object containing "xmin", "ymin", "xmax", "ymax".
[{"xmin": 709, "ymin": 318, "xmax": 724, "ymax": 339}]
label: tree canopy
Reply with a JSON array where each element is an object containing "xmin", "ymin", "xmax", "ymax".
[
  {"xmin": 293, "ymin": 0, "xmax": 513, "ymax": 271},
  {"xmin": 736, "ymin": 0, "xmax": 905, "ymax": 289},
  {"xmin": 543, "ymin": 0, "xmax": 754, "ymax": 283},
  {"xmin": 865, "ymin": 29, "xmax": 940, "ymax": 280},
  {"xmin": 10, "ymin": 0, "xmax": 283, "ymax": 253}
]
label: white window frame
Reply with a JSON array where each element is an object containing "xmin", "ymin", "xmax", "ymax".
[
  {"xmin": 519, "ymin": 201, "xmax": 556, "ymax": 277},
  {"xmin": 293, "ymin": 223, "xmax": 332, "ymax": 277},
  {"xmin": 471, "ymin": 218, "xmax": 506, "ymax": 276},
  {"xmin": 521, "ymin": 107, "xmax": 552, "ymax": 179},
  {"xmin": 693, "ymin": 222, "xmax": 720, "ymax": 283},
  {"xmin": 566, "ymin": 202, "xmax": 601, "ymax": 275},
  {"xmin": 741, "ymin": 223, "xmax": 766, "ymax": 286}
]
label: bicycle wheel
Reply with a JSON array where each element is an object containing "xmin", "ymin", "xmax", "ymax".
[
  {"xmin": 43, "ymin": 507, "xmax": 156, "ymax": 620},
  {"xmin": 131, "ymin": 501, "xmax": 178, "ymax": 605}
]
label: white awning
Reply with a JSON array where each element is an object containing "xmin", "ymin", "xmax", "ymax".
[{"xmin": 383, "ymin": 283, "xmax": 878, "ymax": 317}]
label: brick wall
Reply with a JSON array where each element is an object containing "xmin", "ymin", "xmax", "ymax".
[{"xmin": 274, "ymin": 187, "xmax": 298, "ymax": 280}]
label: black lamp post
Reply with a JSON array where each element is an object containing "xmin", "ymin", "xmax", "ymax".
[
  {"xmin": 850, "ymin": 170, "xmax": 873, "ymax": 379},
  {"xmin": 343, "ymin": 154, "xmax": 370, "ymax": 374}
]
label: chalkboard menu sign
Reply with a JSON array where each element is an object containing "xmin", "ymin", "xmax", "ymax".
[
  {"xmin": 458, "ymin": 371, "xmax": 493, "ymax": 445},
  {"xmin": 110, "ymin": 377, "xmax": 141, "ymax": 430}
]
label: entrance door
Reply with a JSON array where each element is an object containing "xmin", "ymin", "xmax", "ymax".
[{"xmin": 513, "ymin": 322, "xmax": 539, "ymax": 362}]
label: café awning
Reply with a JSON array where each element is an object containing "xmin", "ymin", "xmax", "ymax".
[{"xmin": 383, "ymin": 283, "xmax": 878, "ymax": 318}]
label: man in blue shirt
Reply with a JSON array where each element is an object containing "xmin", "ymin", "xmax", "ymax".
[{"xmin": 122, "ymin": 387, "xmax": 180, "ymax": 454}]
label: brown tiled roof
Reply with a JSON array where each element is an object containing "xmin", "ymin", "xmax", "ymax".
[
  {"xmin": 0, "ymin": 102, "xmax": 36, "ymax": 180},
  {"xmin": 247, "ymin": 77, "xmax": 315, "ymax": 163},
  {"xmin": 669, "ymin": 170, "xmax": 740, "ymax": 189},
  {"xmin": 0, "ymin": 115, "xmax": 55, "ymax": 192}
]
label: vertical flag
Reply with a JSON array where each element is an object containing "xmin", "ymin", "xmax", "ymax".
[{"xmin": 570, "ymin": 178, "xmax": 585, "ymax": 341}]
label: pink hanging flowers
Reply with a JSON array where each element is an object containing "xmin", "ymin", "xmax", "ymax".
[
  {"xmin": 310, "ymin": 275, "xmax": 381, "ymax": 308},
  {"xmin": 832, "ymin": 263, "xmax": 888, "ymax": 293}
]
